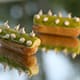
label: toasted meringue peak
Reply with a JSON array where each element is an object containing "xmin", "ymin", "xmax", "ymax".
[
  {"xmin": 64, "ymin": 21, "xmax": 70, "ymax": 26},
  {"xmin": 68, "ymin": 13, "xmax": 72, "ymax": 18},
  {"xmin": 35, "ymin": 14, "xmax": 40, "ymax": 19},
  {"xmin": 10, "ymin": 33, "xmax": 16, "ymax": 39},
  {"xmin": 74, "ymin": 17, "xmax": 80, "ymax": 22},
  {"xmin": 4, "ymin": 20, "xmax": 8, "ymax": 26},
  {"xmin": 54, "ymin": 48, "xmax": 58, "ymax": 53},
  {"xmin": 0, "ymin": 28, "xmax": 2, "ymax": 33},
  {"xmin": 19, "ymin": 37, "xmax": 25, "ymax": 43},
  {"xmin": 41, "ymin": 47, "xmax": 46, "ymax": 52},
  {"xmin": 55, "ymin": 19, "xmax": 60, "ymax": 24},
  {"xmin": 26, "ymin": 40, "xmax": 32, "ymax": 46},
  {"xmin": 14, "ymin": 24, "xmax": 20, "ymax": 30},
  {"xmin": 38, "ymin": 9, "xmax": 43, "ymax": 15},
  {"xmin": 4, "ymin": 20, "xmax": 10, "ymax": 28},
  {"xmin": 48, "ymin": 10, "xmax": 52, "ymax": 16},
  {"xmin": 19, "ymin": 27, "xmax": 26, "ymax": 34},
  {"xmin": 72, "ymin": 53, "xmax": 77, "ymax": 59},
  {"xmin": 3, "ymin": 34, "xmax": 10, "ymax": 39},
  {"xmin": 58, "ymin": 12, "xmax": 62, "ymax": 17},
  {"xmin": 30, "ymin": 31, "xmax": 35, "ymax": 37},
  {"xmin": 43, "ymin": 17, "xmax": 48, "ymax": 22},
  {"xmin": 62, "ymin": 48, "xmax": 68, "ymax": 54}
]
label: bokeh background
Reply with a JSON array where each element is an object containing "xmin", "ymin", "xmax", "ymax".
[{"xmin": 0, "ymin": 0, "xmax": 80, "ymax": 80}]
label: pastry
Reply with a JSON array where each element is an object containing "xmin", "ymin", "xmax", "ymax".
[
  {"xmin": 0, "ymin": 22, "xmax": 41, "ymax": 76},
  {"xmin": 38, "ymin": 34, "xmax": 80, "ymax": 48},
  {"xmin": 37, "ymin": 34, "xmax": 80, "ymax": 58},
  {"xmin": 0, "ymin": 46, "xmax": 39, "ymax": 76},
  {"xmin": 0, "ymin": 22, "xmax": 40, "ymax": 56},
  {"xmin": 33, "ymin": 10, "xmax": 80, "ymax": 37}
]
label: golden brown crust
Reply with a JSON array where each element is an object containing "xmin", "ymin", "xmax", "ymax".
[
  {"xmin": 23, "ymin": 56, "xmax": 37, "ymax": 67},
  {"xmin": 23, "ymin": 56, "xmax": 39, "ymax": 76},
  {"xmin": 0, "ymin": 46, "xmax": 36, "ymax": 67},
  {"xmin": 33, "ymin": 25, "xmax": 80, "ymax": 37},
  {"xmin": 0, "ymin": 46, "xmax": 39, "ymax": 75},
  {"xmin": 22, "ymin": 46, "xmax": 38, "ymax": 56},
  {"xmin": 37, "ymin": 34, "xmax": 80, "ymax": 48},
  {"xmin": 29, "ymin": 64, "xmax": 39, "ymax": 76},
  {"xmin": 0, "ymin": 40, "xmax": 39, "ymax": 76},
  {"xmin": 0, "ymin": 39, "xmax": 38, "ymax": 56}
]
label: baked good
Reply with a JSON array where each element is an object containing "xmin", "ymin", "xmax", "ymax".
[
  {"xmin": 0, "ymin": 22, "xmax": 41, "ymax": 76},
  {"xmin": 33, "ymin": 10, "xmax": 80, "ymax": 37},
  {"xmin": 0, "ymin": 46, "xmax": 39, "ymax": 76},
  {"xmin": 37, "ymin": 34, "xmax": 80, "ymax": 58},
  {"xmin": 0, "ymin": 22, "xmax": 40, "ymax": 56},
  {"xmin": 38, "ymin": 34, "xmax": 79, "ymax": 48}
]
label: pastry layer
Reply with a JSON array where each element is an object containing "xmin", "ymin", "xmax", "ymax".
[
  {"xmin": 33, "ymin": 25, "xmax": 80, "ymax": 37},
  {"xmin": 37, "ymin": 34, "xmax": 80, "ymax": 54},
  {"xmin": 33, "ymin": 14, "xmax": 80, "ymax": 37},
  {"xmin": 0, "ymin": 46, "xmax": 38, "ymax": 76},
  {"xmin": 37, "ymin": 34, "xmax": 80, "ymax": 48},
  {"xmin": 0, "ymin": 39, "xmax": 39, "ymax": 56}
]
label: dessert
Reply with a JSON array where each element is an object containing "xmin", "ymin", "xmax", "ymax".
[
  {"xmin": 38, "ymin": 34, "xmax": 80, "ymax": 48},
  {"xmin": 37, "ymin": 34, "xmax": 80, "ymax": 58},
  {"xmin": 0, "ymin": 21, "xmax": 41, "ymax": 76},
  {"xmin": 0, "ymin": 22, "xmax": 40, "ymax": 56},
  {"xmin": 0, "ymin": 46, "xmax": 39, "ymax": 76},
  {"xmin": 33, "ymin": 10, "xmax": 80, "ymax": 37}
]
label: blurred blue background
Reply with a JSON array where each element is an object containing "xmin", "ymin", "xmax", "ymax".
[{"xmin": 0, "ymin": 0, "xmax": 80, "ymax": 80}]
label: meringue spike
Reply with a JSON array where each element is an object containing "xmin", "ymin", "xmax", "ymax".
[
  {"xmin": 18, "ymin": 69, "xmax": 23, "ymax": 76},
  {"xmin": 55, "ymin": 19, "xmax": 60, "ymax": 24},
  {"xmin": 27, "ymin": 71, "xmax": 31, "ymax": 76},
  {"xmin": 41, "ymin": 47, "xmax": 46, "ymax": 52},
  {"xmin": 25, "ymin": 70, "xmax": 31, "ymax": 77},
  {"xmin": 5, "ymin": 65, "xmax": 10, "ymax": 72},
  {"xmin": 64, "ymin": 21, "xmax": 70, "ymax": 26},
  {"xmin": 3, "ymin": 34, "xmax": 10, "ymax": 39},
  {"xmin": 10, "ymin": 33, "xmax": 16, "ymax": 39},
  {"xmin": 74, "ymin": 17, "xmax": 80, "ymax": 22},
  {"xmin": 14, "ymin": 24, "xmax": 20, "ymax": 30},
  {"xmin": 72, "ymin": 53, "xmax": 77, "ymax": 59},
  {"xmin": 48, "ymin": 9, "xmax": 52, "ymax": 16},
  {"xmin": 54, "ymin": 48, "xmax": 58, "ymax": 53},
  {"xmin": 19, "ymin": 37, "xmax": 25, "ymax": 43},
  {"xmin": 4, "ymin": 20, "xmax": 10, "ymax": 28},
  {"xmin": 35, "ymin": 14, "xmax": 40, "ymax": 19},
  {"xmin": 3, "ymin": 63, "xmax": 7, "ymax": 71},
  {"xmin": 4, "ymin": 20, "xmax": 8, "ymax": 25},
  {"xmin": 62, "ymin": 48, "xmax": 68, "ymax": 55},
  {"xmin": 43, "ymin": 17, "xmax": 48, "ymax": 22},
  {"xmin": 68, "ymin": 13, "xmax": 72, "ymax": 18},
  {"xmin": 30, "ymin": 30, "xmax": 35, "ymax": 37},
  {"xmin": 31, "ymin": 30, "xmax": 33, "ymax": 33},
  {"xmin": 0, "ymin": 28, "xmax": 2, "ymax": 33},
  {"xmin": 38, "ymin": 9, "xmax": 43, "ymax": 15},
  {"xmin": 45, "ymin": 49, "xmax": 49, "ymax": 53},
  {"xmin": 19, "ymin": 27, "xmax": 26, "ymax": 34},
  {"xmin": 58, "ymin": 12, "xmax": 62, "ymax": 17},
  {"xmin": 26, "ymin": 40, "xmax": 32, "ymax": 46}
]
